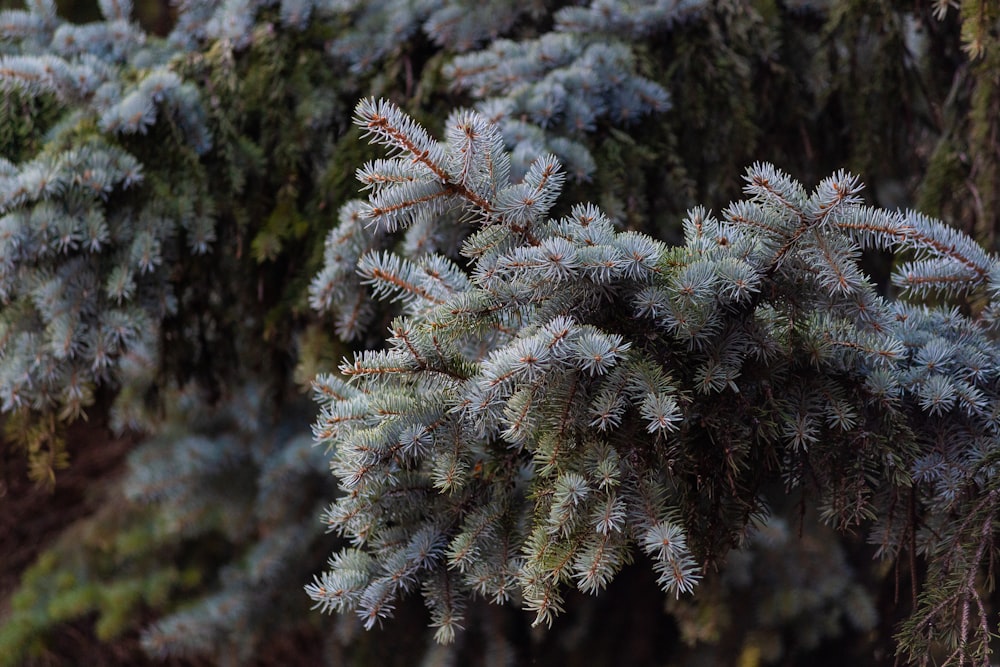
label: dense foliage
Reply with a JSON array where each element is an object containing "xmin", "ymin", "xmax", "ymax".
[
  {"xmin": 308, "ymin": 99, "xmax": 1000, "ymax": 665},
  {"xmin": 2, "ymin": 0, "xmax": 1000, "ymax": 666}
]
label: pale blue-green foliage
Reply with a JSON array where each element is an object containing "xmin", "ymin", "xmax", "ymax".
[
  {"xmin": 308, "ymin": 103, "xmax": 509, "ymax": 340},
  {"xmin": 309, "ymin": 100, "xmax": 1000, "ymax": 659},
  {"xmin": 0, "ymin": 0, "xmax": 210, "ymax": 150},
  {"xmin": 556, "ymin": 0, "xmax": 708, "ymax": 34},
  {"xmin": 0, "ymin": 0, "xmax": 213, "ymax": 420},
  {"xmin": 321, "ymin": 0, "xmax": 687, "ymax": 181},
  {"xmin": 167, "ymin": 0, "xmax": 340, "ymax": 48},
  {"xmin": 325, "ymin": 0, "xmax": 545, "ymax": 74},
  {"xmin": 308, "ymin": 0, "xmax": 700, "ymax": 337},
  {"xmin": 122, "ymin": 386, "xmax": 334, "ymax": 663},
  {"xmin": 0, "ymin": 382, "xmax": 335, "ymax": 665},
  {"xmin": 0, "ymin": 0, "xmax": 342, "ymax": 425},
  {"xmin": 445, "ymin": 0, "xmax": 706, "ymax": 180}
]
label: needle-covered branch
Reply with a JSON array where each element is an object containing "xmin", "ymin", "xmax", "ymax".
[{"xmin": 310, "ymin": 101, "xmax": 1000, "ymax": 665}]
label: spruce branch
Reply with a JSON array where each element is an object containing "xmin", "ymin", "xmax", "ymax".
[{"xmin": 311, "ymin": 101, "xmax": 1000, "ymax": 665}]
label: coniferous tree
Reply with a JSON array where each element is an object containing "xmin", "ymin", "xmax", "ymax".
[
  {"xmin": 0, "ymin": 385, "xmax": 335, "ymax": 667},
  {"xmin": 0, "ymin": 0, "xmax": 214, "ymax": 481},
  {"xmin": 3, "ymin": 1, "xmax": 1000, "ymax": 665},
  {"xmin": 3, "ymin": 0, "xmax": 690, "ymax": 659},
  {"xmin": 308, "ymin": 99, "xmax": 1000, "ymax": 666},
  {"xmin": 0, "ymin": 0, "xmax": 356, "ymax": 661}
]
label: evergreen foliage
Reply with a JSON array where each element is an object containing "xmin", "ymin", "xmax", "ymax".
[
  {"xmin": 308, "ymin": 99, "xmax": 1000, "ymax": 666},
  {"xmin": 0, "ymin": 385, "xmax": 334, "ymax": 667},
  {"xmin": 4, "ymin": 0, "xmax": 1000, "ymax": 665},
  {"xmin": 443, "ymin": 0, "xmax": 690, "ymax": 180},
  {"xmin": 0, "ymin": 0, "xmax": 350, "ymax": 483},
  {"xmin": 0, "ymin": 0, "xmax": 355, "ymax": 662},
  {"xmin": 324, "ymin": 0, "xmax": 546, "ymax": 74},
  {"xmin": 0, "ymin": 0, "xmax": 213, "ymax": 483}
]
